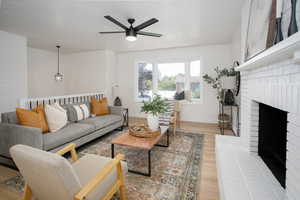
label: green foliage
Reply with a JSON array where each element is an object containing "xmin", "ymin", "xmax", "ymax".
[
  {"xmin": 202, "ymin": 66, "xmax": 238, "ymax": 101},
  {"xmin": 141, "ymin": 95, "xmax": 169, "ymax": 116},
  {"xmin": 158, "ymin": 76, "xmax": 176, "ymax": 91}
]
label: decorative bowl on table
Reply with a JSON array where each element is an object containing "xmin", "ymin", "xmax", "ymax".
[{"xmin": 129, "ymin": 124, "xmax": 160, "ymax": 138}]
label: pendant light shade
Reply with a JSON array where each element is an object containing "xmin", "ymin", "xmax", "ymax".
[{"xmin": 54, "ymin": 45, "xmax": 63, "ymax": 81}]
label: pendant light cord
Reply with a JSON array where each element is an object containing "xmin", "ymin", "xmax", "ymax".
[{"xmin": 56, "ymin": 45, "xmax": 60, "ymax": 73}]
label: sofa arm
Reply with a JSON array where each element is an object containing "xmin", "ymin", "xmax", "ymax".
[
  {"xmin": 0, "ymin": 123, "xmax": 43, "ymax": 158},
  {"xmin": 109, "ymin": 106, "xmax": 123, "ymax": 116}
]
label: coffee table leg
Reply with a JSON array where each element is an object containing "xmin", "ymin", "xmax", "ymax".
[
  {"xmin": 155, "ymin": 128, "xmax": 169, "ymax": 147},
  {"xmin": 148, "ymin": 150, "xmax": 151, "ymax": 176},
  {"xmin": 128, "ymin": 150, "xmax": 151, "ymax": 177},
  {"xmin": 167, "ymin": 128, "xmax": 169, "ymax": 147},
  {"xmin": 111, "ymin": 144, "xmax": 114, "ymax": 158}
]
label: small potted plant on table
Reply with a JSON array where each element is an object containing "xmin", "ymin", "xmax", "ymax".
[{"xmin": 141, "ymin": 95, "xmax": 168, "ymax": 131}]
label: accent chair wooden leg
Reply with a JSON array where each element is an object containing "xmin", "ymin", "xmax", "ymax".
[
  {"xmin": 23, "ymin": 184, "xmax": 32, "ymax": 200},
  {"xmin": 117, "ymin": 162, "xmax": 127, "ymax": 200},
  {"xmin": 173, "ymin": 123, "xmax": 176, "ymax": 135}
]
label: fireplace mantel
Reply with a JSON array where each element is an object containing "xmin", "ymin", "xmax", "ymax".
[{"xmin": 236, "ymin": 32, "xmax": 300, "ymax": 72}]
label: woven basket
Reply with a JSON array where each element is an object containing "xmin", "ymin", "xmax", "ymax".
[{"xmin": 129, "ymin": 124, "xmax": 160, "ymax": 138}]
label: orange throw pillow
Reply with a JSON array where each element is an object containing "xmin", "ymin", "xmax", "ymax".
[
  {"xmin": 91, "ymin": 97, "xmax": 110, "ymax": 116},
  {"xmin": 16, "ymin": 106, "xmax": 49, "ymax": 133},
  {"xmin": 33, "ymin": 105, "xmax": 50, "ymax": 133}
]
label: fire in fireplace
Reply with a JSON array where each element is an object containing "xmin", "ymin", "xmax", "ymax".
[{"xmin": 258, "ymin": 103, "xmax": 287, "ymax": 188}]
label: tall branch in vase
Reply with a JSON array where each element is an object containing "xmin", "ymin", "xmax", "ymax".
[{"xmin": 203, "ymin": 67, "xmax": 238, "ymax": 102}]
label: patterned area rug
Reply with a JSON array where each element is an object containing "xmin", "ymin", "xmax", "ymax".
[{"xmin": 1, "ymin": 130, "xmax": 204, "ymax": 200}]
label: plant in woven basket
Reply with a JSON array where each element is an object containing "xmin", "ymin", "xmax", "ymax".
[{"xmin": 141, "ymin": 95, "xmax": 168, "ymax": 130}]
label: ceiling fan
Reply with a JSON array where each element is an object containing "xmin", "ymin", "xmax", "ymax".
[{"xmin": 99, "ymin": 16, "xmax": 162, "ymax": 41}]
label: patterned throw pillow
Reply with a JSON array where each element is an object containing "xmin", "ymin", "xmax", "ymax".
[
  {"xmin": 73, "ymin": 105, "xmax": 84, "ymax": 121},
  {"xmin": 80, "ymin": 104, "xmax": 90, "ymax": 119},
  {"xmin": 44, "ymin": 103, "xmax": 68, "ymax": 132}
]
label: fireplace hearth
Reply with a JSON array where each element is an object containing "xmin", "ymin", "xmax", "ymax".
[{"xmin": 258, "ymin": 103, "xmax": 288, "ymax": 188}]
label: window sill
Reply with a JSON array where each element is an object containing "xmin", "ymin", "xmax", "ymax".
[{"xmin": 180, "ymin": 100, "xmax": 202, "ymax": 105}]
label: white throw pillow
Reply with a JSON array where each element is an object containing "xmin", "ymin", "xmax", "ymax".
[
  {"xmin": 79, "ymin": 104, "xmax": 90, "ymax": 119},
  {"xmin": 45, "ymin": 103, "xmax": 68, "ymax": 132},
  {"xmin": 73, "ymin": 105, "xmax": 84, "ymax": 121}
]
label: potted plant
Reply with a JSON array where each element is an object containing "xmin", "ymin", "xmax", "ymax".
[{"xmin": 141, "ymin": 95, "xmax": 168, "ymax": 131}]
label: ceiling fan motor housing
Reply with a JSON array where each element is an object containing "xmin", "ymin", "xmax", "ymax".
[{"xmin": 126, "ymin": 28, "xmax": 136, "ymax": 37}]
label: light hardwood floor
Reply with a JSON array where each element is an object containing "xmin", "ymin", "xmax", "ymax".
[{"xmin": 0, "ymin": 118, "xmax": 233, "ymax": 200}]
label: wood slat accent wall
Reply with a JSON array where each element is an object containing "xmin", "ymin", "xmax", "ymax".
[{"xmin": 20, "ymin": 92, "xmax": 105, "ymax": 109}]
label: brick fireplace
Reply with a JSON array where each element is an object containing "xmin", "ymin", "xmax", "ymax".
[{"xmin": 240, "ymin": 59, "xmax": 300, "ymax": 199}]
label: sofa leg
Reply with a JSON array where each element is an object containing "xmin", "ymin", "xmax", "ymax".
[{"xmin": 117, "ymin": 126, "xmax": 123, "ymax": 131}]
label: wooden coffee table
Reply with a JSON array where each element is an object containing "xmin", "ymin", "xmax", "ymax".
[{"xmin": 111, "ymin": 126, "xmax": 169, "ymax": 177}]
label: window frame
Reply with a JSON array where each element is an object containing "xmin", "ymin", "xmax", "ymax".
[{"xmin": 135, "ymin": 59, "xmax": 203, "ymax": 103}]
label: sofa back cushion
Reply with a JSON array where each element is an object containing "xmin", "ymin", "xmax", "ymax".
[{"xmin": 1, "ymin": 112, "xmax": 19, "ymax": 124}]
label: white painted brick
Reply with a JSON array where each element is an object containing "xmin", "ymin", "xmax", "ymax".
[{"xmin": 240, "ymin": 58, "xmax": 300, "ymax": 200}]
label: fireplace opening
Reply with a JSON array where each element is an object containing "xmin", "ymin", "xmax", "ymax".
[{"xmin": 258, "ymin": 103, "xmax": 287, "ymax": 188}]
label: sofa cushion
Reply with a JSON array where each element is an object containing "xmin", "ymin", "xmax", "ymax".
[
  {"xmin": 43, "ymin": 123, "xmax": 95, "ymax": 150},
  {"xmin": 1, "ymin": 112, "xmax": 19, "ymax": 124},
  {"xmin": 79, "ymin": 114, "xmax": 122, "ymax": 130}
]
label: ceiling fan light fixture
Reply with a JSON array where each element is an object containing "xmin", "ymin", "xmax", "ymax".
[
  {"xmin": 126, "ymin": 29, "xmax": 137, "ymax": 42},
  {"xmin": 126, "ymin": 35, "xmax": 137, "ymax": 42}
]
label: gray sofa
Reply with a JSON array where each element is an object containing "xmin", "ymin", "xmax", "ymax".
[{"xmin": 0, "ymin": 106, "xmax": 124, "ymax": 166}]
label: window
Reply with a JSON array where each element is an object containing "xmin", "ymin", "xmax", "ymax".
[
  {"xmin": 136, "ymin": 60, "xmax": 201, "ymax": 101},
  {"xmin": 190, "ymin": 60, "xmax": 201, "ymax": 99},
  {"xmin": 157, "ymin": 63, "xmax": 185, "ymax": 99},
  {"xmin": 137, "ymin": 63, "xmax": 153, "ymax": 99}
]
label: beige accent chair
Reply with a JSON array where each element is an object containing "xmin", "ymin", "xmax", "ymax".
[{"xmin": 10, "ymin": 144, "xmax": 127, "ymax": 200}]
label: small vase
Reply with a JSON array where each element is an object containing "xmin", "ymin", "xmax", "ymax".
[
  {"xmin": 288, "ymin": 0, "xmax": 298, "ymax": 36},
  {"xmin": 274, "ymin": 17, "xmax": 284, "ymax": 44},
  {"xmin": 147, "ymin": 114, "xmax": 159, "ymax": 131},
  {"xmin": 113, "ymin": 96, "xmax": 122, "ymax": 106}
]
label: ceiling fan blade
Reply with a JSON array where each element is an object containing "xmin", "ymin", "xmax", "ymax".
[
  {"xmin": 104, "ymin": 16, "xmax": 128, "ymax": 30},
  {"xmin": 137, "ymin": 31, "xmax": 162, "ymax": 37},
  {"xmin": 99, "ymin": 31, "xmax": 125, "ymax": 34},
  {"xmin": 134, "ymin": 18, "xmax": 159, "ymax": 31}
]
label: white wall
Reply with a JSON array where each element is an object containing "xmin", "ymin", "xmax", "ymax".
[
  {"xmin": 0, "ymin": 30, "xmax": 27, "ymax": 115},
  {"xmin": 28, "ymin": 48, "xmax": 65, "ymax": 97},
  {"xmin": 63, "ymin": 50, "xmax": 115, "ymax": 102},
  {"xmin": 104, "ymin": 50, "xmax": 117, "ymax": 104},
  {"xmin": 27, "ymin": 49, "xmax": 116, "ymax": 101},
  {"xmin": 116, "ymin": 44, "xmax": 233, "ymax": 123}
]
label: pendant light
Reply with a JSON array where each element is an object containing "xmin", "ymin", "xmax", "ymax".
[{"xmin": 54, "ymin": 45, "xmax": 63, "ymax": 81}]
